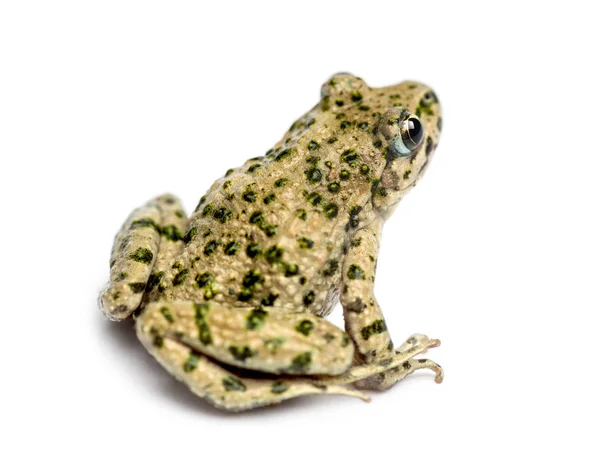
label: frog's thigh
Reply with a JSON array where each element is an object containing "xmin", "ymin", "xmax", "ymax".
[
  {"xmin": 99, "ymin": 194, "xmax": 187, "ymax": 321},
  {"xmin": 137, "ymin": 301, "xmax": 354, "ymax": 376},
  {"xmin": 141, "ymin": 334, "xmax": 368, "ymax": 411},
  {"xmin": 136, "ymin": 302, "xmax": 367, "ymax": 411}
]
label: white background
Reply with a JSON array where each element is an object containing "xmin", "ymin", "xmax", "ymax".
[{"xmin": 1, "ymin": 1, "xmax": 599, "ymax": 458}]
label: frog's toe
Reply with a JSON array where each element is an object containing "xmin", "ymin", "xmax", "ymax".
[
  {"xmin": 366, "ymin": 334, "xmax": 443, "ymax": 389},
  {"xmin": 317, "ymin": 333, "xmax": 443, "ymax": 391}
]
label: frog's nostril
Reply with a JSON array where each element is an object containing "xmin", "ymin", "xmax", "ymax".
[{"xmin": 421, "ymin": 91, "xmax": 438, "ymax": 106}]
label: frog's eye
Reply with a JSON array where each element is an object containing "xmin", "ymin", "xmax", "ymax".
[{"xmin": 393, "ymin": 116, "xmax": 424, "ymax": 156}]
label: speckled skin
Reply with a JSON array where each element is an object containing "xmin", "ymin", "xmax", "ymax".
[{"xmin": 99, "ymin": 73, "xmax": 443, "ymax": 411}]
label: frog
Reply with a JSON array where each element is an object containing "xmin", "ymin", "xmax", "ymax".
[{"xmin": 99, "ymin": 72, "xmax": 443, "ymax": 411}]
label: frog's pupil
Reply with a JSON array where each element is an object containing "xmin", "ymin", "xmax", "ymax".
[{"xmin": 406, "ymin": 118, "xmax": 423, "ymax": 149}]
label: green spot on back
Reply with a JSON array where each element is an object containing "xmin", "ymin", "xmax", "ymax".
[
  {"xmin": 261, "ymin": 293, "xmax": 279, "ymax": 306},
  {"xmin": 347, "ymin": 264, "xmax": 365, "ymax": 280},
  {"xmin": 228, "ymin": 345, "xmax": 256, "ymax": 362},
  {"xmin": 161, "ymin": 225, "xmax": 183, "ymax": 242},
  {"xmin": 128, "ymin": 282, "xmax": 146, "ymax": 293},
  {"xmin": 295, "ymin": 320, "xmax": 314, "ymax": 336},
  {"xmin": 304, "ymin": 167, "xmax": 323, "ymax": 184},
  {"xmin": 222, "ymin": 376, "xmax": 246, "ymax": 392},
  {"xmin": 130, "ymin": 218, "xmax": 159, "ymax": 231},
  {"xmin": 271, "ymin": 381, "xmax": 289, "ymax": 394},
  {"xmin": 264, "ymin": 246, "xmax": 284, "ymax": 264},
  {"xmin": 147, "ymin": 271, "xmax": 164, "ymax": 290},
  {"xmin": 341, "ymin": 149, "xmax": 360, "ymax": 167},
  {"xmin": 347, "ymin": 206, "xmax": 362, "ymax": 229},
  {"xmin": 183, "ymin": 227, "xmax": 197, "ymax": 244},
  {"xmin": 246, "ymin": 243, "xmax": 262, "ymax": 258},
  {"xmin": 264, "ymin": 337, "xmax": 285, "ymax": 353},
  {"xmin": 160, "ymin": 306, "xmax": 175, "ymax": 323},
  {"xmin": 129, "ymin": 247, "xmax": 153, "ymax": 265},
  {"xmin": 305, "ymin": 192, "xmax": 322, "ymax": 206},
  {"xmin": 361, "ymin": 319, "xmax": 387, "ymax": 340},
  {"xmin": 323, "ymin": 203, "xmax": 339, "ymax": 219},
  {"xmin": 213, "ymin": 207, "xmax": 233, "ymax": 224},
  {"xmin": 183, "ymin": 351, "xmax": 201, "ymax": 373},
  {"xmin": 283, "ymin": 263, "xmax": 299, "ymax": 277},
  {"xmin": 275, "ymin": 148, "xmax": 293, "ymax": 162},
  {"xmin": 246, "ymin": 307, "xmax": 268, "ymax": 330},
  {"xmin": 242, "ymin": 190, "xmax": 257, "ymax": 203},
  {"xmin": 323, "ymin": 260, "xmax": 339, "ymax": 276},
  {"xmin": 298, "ymin": 237, "xmax": 314, "ymax": 249},
  {"xmin": 193, "ymin": 303, "xmax": 212, "ymax": 345},
  {"xmin": 341, "ymin": 334, "xmax": 351, "ymax": 347},
  {"xmin": 249, "ymin": 211, "xmax": 264, "ymax": 226},
  {"xmin": 303, "ymin": 291, "xmax": 315, "ymax": 306},
  {"xmin": 263, "ymin": 193, "xmax": 276, "ymax": 205},
  {"xmin": 224, "ymin": 241, "xmax": 240, "ymax": 255},
  {"xmin": 195, "ymin": 272, "xmax": 214, "ymax": 288},
  {"xmin": 173, "ymin": 269, "xmax": 189, "ymax": 286},
  {"xmin": 263, "ymin": 224, "xmax": 278, "ymax": 237},
  {"xmin": 153, "ymin": 335, "xmax": 164, "ymax": 348},
  {"xmin": 327, "ymin": 181, "xmax": 341, "ymax": 193},
  {"xmin": 238, "ymin": 288, "xmax": 253, "ymax": 302},
  {"xmin": 242, "ymin": 270, "xmax": 264, "ymax": 288},
  {"xmin": 203, "ymin": 240, "xmax": 219, "ymax": 256},
  {"xmin": 288, "ymin": 352, "xmax": 312, "ymax": 373}
]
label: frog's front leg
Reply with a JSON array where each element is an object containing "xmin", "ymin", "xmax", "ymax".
[
  {"xmin": 99, "ymin": 194, "xmax": 187, "ymax": 321},
  {"xmin": 136, "ymin": 301, "xmax": 369, "ymax": 410},
  {"xmin": 341, "ymin": 218, "xmax": 443, "ymax": 390}
]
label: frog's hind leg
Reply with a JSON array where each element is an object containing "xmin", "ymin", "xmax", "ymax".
[
  {"xmin": 136, "ymin": 301, "xmax": 369, "ymax": 411},
  {"xmin": 136, "ymin": 301, "xmax": 356, "ymax": 376},
  {"xmin": 99, "ymin": 194, "xmax": 187, "ymax": 321},
  {"xmin": 142, "ymin": 336, "xmax": 369, "ymax": 412}
]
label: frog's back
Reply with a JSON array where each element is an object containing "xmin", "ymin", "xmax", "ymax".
[{"xmin": 158, "ymin": 96, "xmax": 386, "ymax": 314}]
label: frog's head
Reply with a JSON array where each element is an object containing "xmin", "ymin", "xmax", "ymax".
[{"xmin": 372, "ymin": 81, "xmax": 442, "ymax": 214}]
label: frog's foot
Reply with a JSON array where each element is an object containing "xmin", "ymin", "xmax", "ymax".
[
  {"xmin": 351, "ymin": 334, "xmax": 443, "ymax": 390},
  {"xmin": 315, "ymin": 333, "xmax": 442, "ymax": 388},
  {"xmin": 136, "ymin": 301, "xmax": 370, "ymax": 411},
  {"xmin": 98, "ymin": 194, "xmax": 187, "ymax": 321}
]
